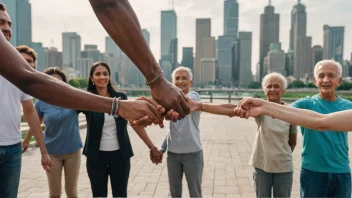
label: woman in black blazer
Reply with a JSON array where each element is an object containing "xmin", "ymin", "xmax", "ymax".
[{"xmin": 82, "ymin": 62, "xmax": 162, "ymax": 197}]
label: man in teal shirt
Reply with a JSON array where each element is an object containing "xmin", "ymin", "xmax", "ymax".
[{"xmin": 291, "ymin": 60, "xmax": 351, "ymax": 198}]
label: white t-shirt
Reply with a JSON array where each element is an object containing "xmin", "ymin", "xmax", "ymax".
[
  {"xmin": 99, "ymin": 113, "xmax": 120, "ymax": 151},
  {"xmin": 0, "ymin": 76, "xmax": 33, "ymax": 146}
]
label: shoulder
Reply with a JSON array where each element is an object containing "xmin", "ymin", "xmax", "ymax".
[
  {"xmin": 290, "ymin": 95, "xmax": 314, "ymax": 108},
  {"xmin": 337, "ymin": 96, "xmax": 352, "ymax": 107},
  {"xmin": 188, "ymin": 91, "xmax": 200, "ymax": 101}
]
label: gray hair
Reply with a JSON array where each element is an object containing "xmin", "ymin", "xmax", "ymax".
[
  {"xmin": 262, "ymin": 72, "xmax": 288, "ymax": 89},
  {"xmin": 313, "ymin": 59, "xmax": 343, "ymax": 77},
  {"xmin": 171, "ymin": 66, "xmax": 193, "ymax": 81}
]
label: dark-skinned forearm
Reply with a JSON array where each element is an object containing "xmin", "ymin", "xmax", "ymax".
[{"xmin": 89, "ymin": 0, "xmax": 161, "ymax": 81}]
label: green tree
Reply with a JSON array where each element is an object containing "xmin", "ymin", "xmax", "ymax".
[
  {"xmin": 337, "ymin": 81, "xmax": 352, "ymax": 90},
  {"xmin": 78, "ymin": 78, "xmax": 89, "ymax": 88},
  {"xmin": 68, "ymin": 79, "xmax": 80, "ymax": 88},
  {"xmin": 305, "ymin": 82, "xmax": 316, "ymax": 88},
  {"xmin": 288, "ymin": 80, "xmax": 305, "ymax": 88},
  {"xmin": 248, "ymin": 82, "xmax": 261, "ymax": 89}
]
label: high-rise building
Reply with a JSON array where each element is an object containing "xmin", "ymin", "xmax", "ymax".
[
  {"xmin": 169, "ymin": 38, "xmax": 178, "ymax": 70},
  {"xmin": 194, "ymin": 18, "xmax": 211, "ymax": 84},
  {"xmin": 2, "ymin": 0, "xmax": 32, "ymax": 47},
  {"xmin": 62, "ymin": 32, "xmax": 81, "ymax": 70},
  {"xmin": 235, "ymin": 32, "xmax": 252, "ymax": 87},
  {"xmin": 105, "ymin": 36, "xmax": 121, "ymax": 58},
  {"xmin": 181, "ymin": 47, "xmax": 194, "ymax": 71},
  {"xmin": 259, "ymin": 0, "xmax": 280, "ymax": 81},
  {"xmin": 290, "ymin": 1, "xmax": 312, "ymax": 79},
  {"xmin": 224, "ymin": 0, "xmax": 239, "ymax": 39},
  {"xmin": 311, "ymin": 45, "xmax": 323, "ymax": 67},
  {"xmin": 161, "ymin": 10, "xmax": 177, "ymax": 57},
  {"xmin": 217, "ymin": 36, "xmax": 235, "ymax": 86},
  {"xmin": 285, "ymin": 49, "xmax": 294, "ymax": 76},
  {"xmin": 323, "ymin": 25, "xmax": 345, "ymax": 64},
  {"xmin": 45, "ymin": 47, "xmax": 62, "ymax": 69},
  {"xmin": 77, "ymin": 58, "xmax": 93, "ymax": 78},
  {"xmin": 81, "ymin": 44, "xmax": 101, "ymax": 63},
  {"xmin": 31, "ymin": 42, "xmax": 46, "ymax": 71},
  {"xmin": 142, "ymin": 29, "xmax": 150, "ymax": 46},
  {"xmin": 200, "ymin": 58, "xmax": 216, "ymax": 84},
  {"xmin": 267, "ymin": 43, "xmax": 286, "ymax": 75}
]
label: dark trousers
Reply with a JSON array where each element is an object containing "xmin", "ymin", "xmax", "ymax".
[{"xmin": 86, "ymin": 150, "xmax": 130, "ymax": 198}]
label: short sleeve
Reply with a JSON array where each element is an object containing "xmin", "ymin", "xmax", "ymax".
[
  {"xmin": 21, "ymin": 92, "xmax": 32, "ymax": 102},
  {"xmin": 189, "ymin": 91, "xmax": 201, "ymax": 102},
  {"xmin": 34, "ymin": 100, "xmax": 44, "ymax": 118},
  {"xmin": 290, "ymin": 96, "xmax": 310, "ymax": 109}
]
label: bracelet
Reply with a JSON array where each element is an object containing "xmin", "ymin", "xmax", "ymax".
[
  {"xmin": 113, "ymin": 97, "xmax": 121, "ymax": 118},
  {"xmin": 110, "ymin": 97, "xmax": 117, "ymax": 115},
  {"xmin": 150, "ymin": 145, "xmax": 158, "ymax": 151},
  {"xmin": 145, "ymin": 70, "xmax": 163, "ymax": 85},
  {"xmin": 200, "ymin": 102, "xmax": 205, "ymax": 111}
]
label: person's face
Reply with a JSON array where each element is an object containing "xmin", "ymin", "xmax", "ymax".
[
  {"xmin": 91, "ymin": 65, "xmax": 110, "ymax": 89},
  {"xmin": 263, "ymin": 77, "xmax": 285, "ymax": 102},
  {"xmin": 20, "ymin": 53, "xmax": 35, "ymax": 68},
  {"xmin": 51, "ymin": 74, "xmax": 63, "ymax": 82},
  {"xmin": 0, "ymin": 10, "xmax": 12, "ymax": 41},
  {"xmin": 173, "ymin": 70, "xmax": 192, "ymax": 94},
  {"xmin": 313, "ymin": 63, "xmax": 342, "ymax": 96}
]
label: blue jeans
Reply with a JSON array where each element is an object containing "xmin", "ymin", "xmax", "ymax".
[
  {"xmin": 300, "ymin": 168, "xmax": 351, "ymax": 198},
  {"xmin": 167, "ymin": 150, "xmax": 204, "ymax": 198},
  {"xmin": 253, "ymin": 167, "xmax": 293, "ymax": 198},
  {"xmin": 0, "ymin": 142, "xmax": 22, "ymax": 198}
]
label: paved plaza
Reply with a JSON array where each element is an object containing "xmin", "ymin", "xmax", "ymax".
[{"xmin": 18, "ymin": 112, "xmax": 352, "ymax": 198}]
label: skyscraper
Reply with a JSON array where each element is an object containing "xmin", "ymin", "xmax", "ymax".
[
  {"xmin": 194, "ymin": 18, "xmax": 211, "ymax": 84},
  {"xmin": 181, "ymin": 47, "xmax": 194, "ymax": 71},
  {"xmin": 160, "ymin": 10, "xmax": 177, "ymax": 57},
  {"xmin": 45, "ymin": 47, "xmax": 62, "ymax": 69},
  {"xmin": 290, "ymin": 1, "xmax": 312, "ymax": 79},
  {"xmin": 323, "ymin": 25, "xmax": 345, "ymax": 64},
  {"xmin": 105, "ymin": 36, "xmax": 121, "ymax": 58},
  {"xmin": 142, "ymin": 29, "xmax": 150, "ymax": 46},
  {"xmin": 62, "ymin": 32, "xmax": 81, "ymax": 70},
  {"xmin": 235, "ymin": 32, "xmax": 253, "ymax": 86},
  {"xmin": 217, "ymin": 36, "xmax": 235, "ymax": 86},
  {"xmin": 224, "ymin": 0, "xmax": 239, "ymax": 39},
  {"xmin": 311, "ymin": 45, "xmax": 323, "ymax": 67},
  {"xmin": 259, "ymin": 0, "xmax": 280, "ymax": 81},
  {"xmin": 266, "ymin": 43, "xmax": 286, "ymax": 75},
  {"xmin": 2, "ymin": 0, "xmax": 32, "ymax": 47},
  {"xmin": 31, "ymin": 42, "xmax": 46, "ymax": 71}
]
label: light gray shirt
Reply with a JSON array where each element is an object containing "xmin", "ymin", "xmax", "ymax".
[{"xmin": 160, "ymin": 91, "xmax": 202, "ymax": 153}]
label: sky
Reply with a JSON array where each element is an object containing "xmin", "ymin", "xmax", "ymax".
[{"xmin": 30, "ymin": 0, "xmax": 352, "ymax": 74}]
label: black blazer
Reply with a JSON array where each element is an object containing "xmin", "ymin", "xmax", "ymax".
[{"xmin": 82, "ymin": 91, "xmax": 133, "ymax": 161}]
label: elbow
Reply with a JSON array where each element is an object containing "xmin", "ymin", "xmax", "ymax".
[{"xmin": 315, "ymin": 117, "xmax": 330, "ymax": 131}]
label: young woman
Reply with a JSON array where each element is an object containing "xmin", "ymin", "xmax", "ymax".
[
  {"xmin": 23, "ymin": 67, "xmax": 82, "ymax": 198},
  {"xmin": 82, "ymin": 62, "xmax": 160, "ymax": 197}
]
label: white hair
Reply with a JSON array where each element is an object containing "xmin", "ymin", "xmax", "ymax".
[
  {"xmin": 262, "ymin": 72, "xmax": 288, "ymax": 89},
  {"xmin": 171, "ymin": 66, "xmax": 193, "ymax": 81},
  {"xmin": 313, "ymin": 59, "xmax": 343, "ymax": 77}
]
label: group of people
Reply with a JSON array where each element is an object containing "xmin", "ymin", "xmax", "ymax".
[{"xmin": 1, "ymin": 0, "xmax": 352, "ymax": 198}]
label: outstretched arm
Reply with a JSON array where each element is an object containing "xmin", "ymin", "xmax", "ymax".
[
  {"xmin": 188, "ymin": 99, "xmax": 237, "ymax": 116},
  {"xmin": 89, "ymin": 0, "xmax": 190, "ymax": 117},
  {"xmin": 237, "ymin": 98, "xmax": 352, "ymax": 132},
  {"xmin": 0, "ymin": 33, "xmax": 162, "ymax": 124}
]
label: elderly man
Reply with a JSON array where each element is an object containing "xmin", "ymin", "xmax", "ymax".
[{"xmin": 287, "ymin": 60, "xmax": 351, "ymax": 197}]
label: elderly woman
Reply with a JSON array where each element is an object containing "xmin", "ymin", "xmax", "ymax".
[{"xmin": 249, "ymin": 72, "xmax": 297, "ymax": 198}]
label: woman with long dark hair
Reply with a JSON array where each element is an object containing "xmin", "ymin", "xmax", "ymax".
[{"xmin": 83, "ymin": 62, "xmax": 160, "ymax": 197}]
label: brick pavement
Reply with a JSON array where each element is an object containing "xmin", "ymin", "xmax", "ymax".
[{"xmin": 18, "ymin": 113, "xmax": 352, "ymax": 198}]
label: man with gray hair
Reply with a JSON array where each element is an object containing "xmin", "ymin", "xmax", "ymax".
[{"xmin": 290, "ymin": 60, "xmax": 352, "ymax": 197}]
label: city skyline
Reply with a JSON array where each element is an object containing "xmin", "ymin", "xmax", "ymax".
[{"xmin": 28, "ymin": 0, "xmax": 352, "ymax": 75}]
